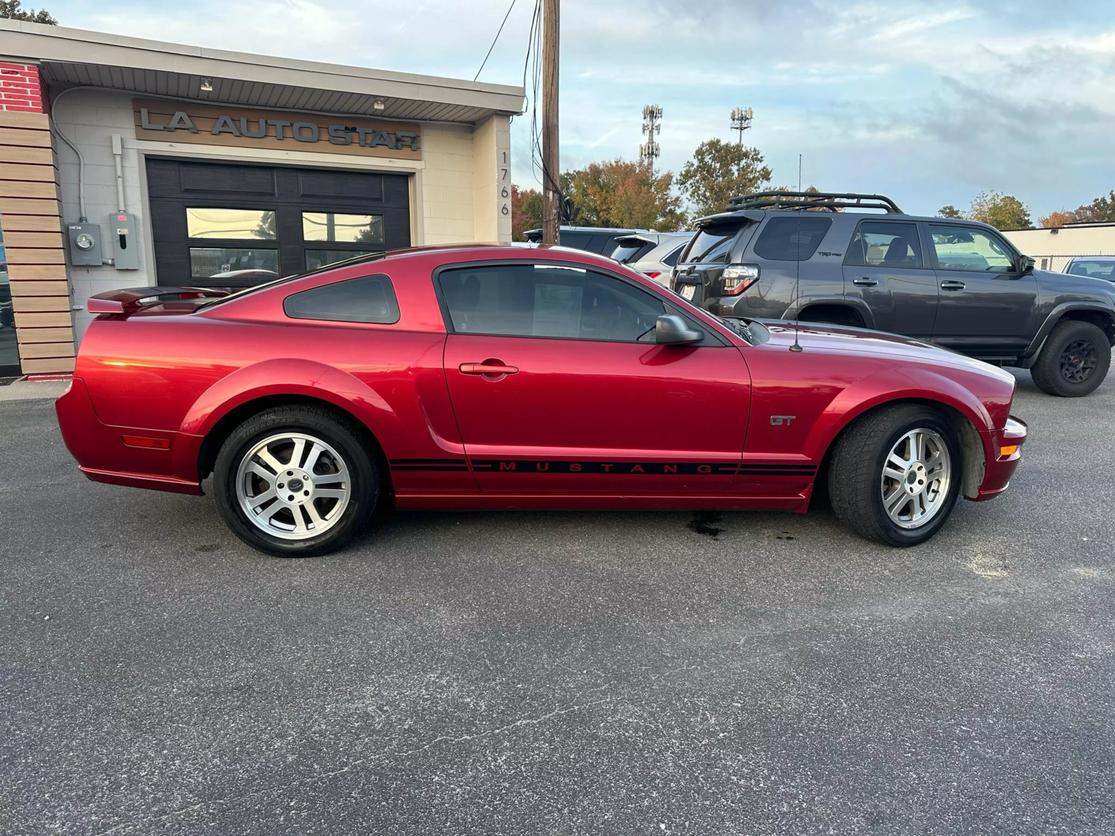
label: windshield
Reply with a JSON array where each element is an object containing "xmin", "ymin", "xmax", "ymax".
[{"xmin": 682, "ymin": 220, "xmax": 746, "ymax": 263}]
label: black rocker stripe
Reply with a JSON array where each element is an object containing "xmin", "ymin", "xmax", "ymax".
[{"xmin": 391, "ymin": 458, "xmax": 816, "ymax": 476}]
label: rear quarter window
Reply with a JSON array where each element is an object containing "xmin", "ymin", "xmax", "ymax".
[
  {"xmin": 283, "ymin": 274, "xmax": 400, "ymax": 323},
  {"xmin": 683, "ymin": 220, "xmax": 748, "ymax": 263},
  {"xmin": 753, "ymin": 216, "xmax": 832, "ymax": 261}
]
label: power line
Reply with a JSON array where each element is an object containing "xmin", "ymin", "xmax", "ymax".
[{"xmin": 474, "ymin": 0, "xmax": 519, "ymax": 81}]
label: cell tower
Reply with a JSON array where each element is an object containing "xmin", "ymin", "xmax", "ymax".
[
  {"xmin": 640, "ymin": 104, "xmax": 662, "ymax": 173},
  {"xmin": 730, "ymin": 107, "xmax": 753, "ymax": 145}
]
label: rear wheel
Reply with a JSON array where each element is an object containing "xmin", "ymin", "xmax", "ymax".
[
  {"xmin": 828, "ymin": 405, "xmax": 961, "ymax": 546},
  {"xmin": 1031, "ymin": 320, "xmax": 1111, "ymax": 397},
  {"xmin": 213, "ymin": 406, "xmax": 378, "ymax": 557}
]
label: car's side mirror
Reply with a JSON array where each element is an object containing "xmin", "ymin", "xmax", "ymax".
[
  {"xmin": 1017, "ymin": 255, "xmax": 1035, "ymax": 274},
  {"xmin": 654, "ymin": 314, "xmax": 703, "ymax": 345}
]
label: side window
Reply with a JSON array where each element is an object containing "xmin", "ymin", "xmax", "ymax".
[
  {"xmin": 662, "ymin": 244, "xmax": 684, "ymax": 267},
  {"xmin": 753, "ymin": 216, "xmax": 832, "ymax": 261},
  {"xmin": 439, "ymin": 263, "xmax": 666, "ymax": 342},
  {"xmin": 845, "ymin": 221, "xmax": 923, "ymax": 268},
  {"xmin": 929, "ymin": 225, "xmax": 1014, "ymax": 272},
  {"xmin": 284, "ymin": 274, "xmax": 400, "ymax": 323}
]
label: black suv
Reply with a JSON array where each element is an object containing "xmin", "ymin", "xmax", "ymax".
[{"xmin": 672, "ymin": 191, "xmax": 1115, "ymax": 396}]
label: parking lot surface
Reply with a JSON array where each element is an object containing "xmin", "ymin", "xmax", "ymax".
[{"xmin": 2, "ymin": 372, "xmax": 1114, "ymax": 834}]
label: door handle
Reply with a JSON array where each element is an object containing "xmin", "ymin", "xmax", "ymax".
[
  {"xmin": 459, "ymin": 361, "xmax": 519, "ymax": 376},
  {"xmin": 852, "ymin": 276, "xmax": 878, "ymax": 287},
  {"xmin": 940, "ymin": 280, "xmax": 966, "ymax": 291}
]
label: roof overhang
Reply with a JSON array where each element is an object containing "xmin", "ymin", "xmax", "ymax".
[{"xmin": 0, "ymin": 19, "xmax": 525, "ymax": 124}]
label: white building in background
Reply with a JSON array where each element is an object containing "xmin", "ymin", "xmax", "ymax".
[{"xmin": 1003, "ymin": 223, "xmax": 1115, "ymax": 273}]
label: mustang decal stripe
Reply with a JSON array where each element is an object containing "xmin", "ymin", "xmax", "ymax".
[{"xmin": 390, "ymin": 459, "xmax": 817, "ymax": 476}]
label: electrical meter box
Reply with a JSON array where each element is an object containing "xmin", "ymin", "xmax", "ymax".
[
  {"xmin": 66, "ymin": 223, "xmax": 103, "ymax": 266},
  {"xmin": 110, "ymin": 211, "xmax": 141, "ymax": 270}
]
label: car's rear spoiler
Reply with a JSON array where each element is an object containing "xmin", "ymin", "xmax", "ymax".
[{"xmin": 86, "ymin": 287, "xmax": 230, "ymax": 315}]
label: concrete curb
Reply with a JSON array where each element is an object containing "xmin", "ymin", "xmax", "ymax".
[{"xmin": 0, "ymin": 379, "xmax": 69, "ymax": 402}]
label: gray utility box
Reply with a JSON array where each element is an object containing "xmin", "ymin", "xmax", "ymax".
[
  {"xmin": 110, "ymin": 211, "xmax": 141, "ymax": 270},
  {"xmin": 66, "ymin": 223, "xmax": 103, "ymax": 266}
]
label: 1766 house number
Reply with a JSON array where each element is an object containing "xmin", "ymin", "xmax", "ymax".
[{"xmin": 501, "ymin": 150, "xmax": 510, "ymax": 216}]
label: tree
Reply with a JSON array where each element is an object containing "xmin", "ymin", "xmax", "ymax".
[
  {"xmin": 0, "ymin": 0, "xmax": 57, "ymax": 23},
  {"xmin": 969, "ymin": 191, "xmax": 1031, "ymax": 230},
  {"xmin": 561, "ymin": 159, "xmax": 686, "ymax": 230},
  {"xmin": 677, "ymin": 138, "xmax": 772, "ymax": 218},
  {"xmin": 1078, "ymin": 190, "xmax": 1115, "ymax": 223},
  {"xmin": 511, "ymin": 185, "xmax": 543, "ymax": 240},
  {"xmin": 1038, "ymin": 209, "xmax": 1085, "ymax": 228},
  {"xmin": 937, "ymin": 204, "xmax": 963, "ymax": 219}
]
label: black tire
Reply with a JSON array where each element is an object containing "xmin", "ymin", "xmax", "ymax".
[
  {"xmin": 1030, "ymin": 320, "xmax": 1111, "ymax": 397},
  {"xmin": 213, "ymin": 406, "xmax": 379, "ymax": 557},
  {"xmin": 828, "ymin": 404, "xmax": 962, "ymax": 547}
]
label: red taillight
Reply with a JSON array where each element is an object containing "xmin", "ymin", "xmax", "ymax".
[
  {"xmin": 121, "ymin": 434, "xmax": 171, "ymax": 450},
  {"xmin": 644, "ymin": 271, "xmax": 661, "ymax": 279},
  {"xmin": 722, "ymin": 264, "xmax": 761, "ymax": 296}
]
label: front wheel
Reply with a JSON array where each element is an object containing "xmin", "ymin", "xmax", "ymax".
[
  {"xmin": 213, "ymin": 406, "xmax": 379, "ymax": 557},
  {"xmin": 828, "ymin": 405, "xmax": 961, "ymax": 547},
  {"xmin": 1030, "ymin": 320, "xmax": 1111, "ymax": 397}
]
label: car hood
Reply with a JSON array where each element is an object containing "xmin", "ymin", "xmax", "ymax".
[
  {"xmin": 753, "ymin": 319, "xmax": 1015, "ymax": 382},
  {"xmin": 1035, "ymin": 269, "xmax": 1115, "ymax": 299}
]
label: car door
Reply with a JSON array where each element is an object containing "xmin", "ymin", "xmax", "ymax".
[
  {"xmin": 927, "ymin": 223, "xmax": 1038, "ymax": 356},
  {"xmin": 842, "ymin": 219, "xmax": 938, "ymax": 338},
  {"xmin": 437, "ymin": 260, "xmax": 751, "ymax": 495}
]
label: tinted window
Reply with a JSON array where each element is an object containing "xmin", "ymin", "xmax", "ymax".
[
  {"xmin": 846, "ymin": 221, "xmax": 923, "ymax": 268},
  {"xmin": 439, "ymin": 263, "xmax": 665, "ymax": 342},
  {"xmin": 611, "ymin": 240, "xmax": 654, "ymax": 264},
  {"xmin": 1066, "ymin": 260, "xmax": 1115, "ymax": 280},
  {"xmin": 662, "ymin": 244, "xmax": 684, "ymax": 267},
  {"xmin": 753, "ymin": 216, "xmax": 831, "ymax": 261},
  {"xmin": 684, "ymin": 220, "xmax": 747, "ymax": 263},
  {"xmin": 284, "ymin": 274, "xmax": 400, "ymax": 323},
  {"xmin": 930, "ymin": 225, "xmax": 1014, "ymax": 272}
]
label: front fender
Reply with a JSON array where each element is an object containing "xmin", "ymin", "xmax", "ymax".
[
  {"xmin": 1023, "ymin": 301, "xmax": 1115, "ymax": 360},
  {"xmin": 803, "ymin": 365, "xmax": 998, "ymax": 464}
]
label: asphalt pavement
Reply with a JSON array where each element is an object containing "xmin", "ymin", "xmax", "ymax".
[{"xmin": 2, "ymin": 372, "xmax": 1114, "ymax": 834}]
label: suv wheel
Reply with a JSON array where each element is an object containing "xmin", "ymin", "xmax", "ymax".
[
  {"xmin": 828, "ymin": 405, "xmax": 961, "ymax": 547},
  {"xmin": 213, "ymin": 406, "xmax": 379, "ymax": 557},
  {"xmin": 1031, "ymin": 320, "xmax": 1111, "ymax": 397}
]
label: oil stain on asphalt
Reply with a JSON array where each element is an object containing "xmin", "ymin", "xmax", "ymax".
[{"xmin": 687, "ymin": 511, "xmax": 724, "ymax": 538}]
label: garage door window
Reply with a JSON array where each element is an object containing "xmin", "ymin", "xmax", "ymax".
[
  {"xmin": 302, "ymin": 212, "xmax": 384, "ymax": 245},
  {"xmin": 189, "ymin": 247, "xmax": 280, "ymax": 280},
  {"xmin": 186, "ymin": 207, "xmax": 277, "ymax": 239}
]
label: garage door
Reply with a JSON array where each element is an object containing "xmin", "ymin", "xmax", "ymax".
[{"xmin": 145, "ymin": 158, "xmax": 411, "ymax": 287}]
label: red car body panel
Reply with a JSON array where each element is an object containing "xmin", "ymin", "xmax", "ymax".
[{"xmin": 56, "ymin": 245, "xmax": 1025, "ymax": 513}]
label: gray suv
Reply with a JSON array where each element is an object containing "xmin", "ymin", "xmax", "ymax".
[{"xmin": 672, "ymin": 191, "xmax": 1115, "ymax": 396}]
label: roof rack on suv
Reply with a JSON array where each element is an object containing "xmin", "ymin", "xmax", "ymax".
[{"xmin": 728, "ymin": 191, "xmax": 903, "ymax": 214}]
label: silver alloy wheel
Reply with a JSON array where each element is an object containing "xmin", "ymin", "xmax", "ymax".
[
  {"xmin": 235, "ymin": 432, "xmax": 351, "ymax": 540},
  {"xmin": 880, "ymin": 428, "xmax": 952, "ymax": 530}
]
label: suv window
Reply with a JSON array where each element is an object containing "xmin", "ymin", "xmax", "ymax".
[
  {"xmin": 930, "ymin": 225, "xmax": 1014, "ymax": 272},
  {"xmin": 1067, "ymin": 260, "xmax": 1115, "ymax": 281},
  {"xmin": 439, "ymin": 263, "xmax": 665, "ymax": 342},
  {"xmin": 684, "ymin": 220, "xmax": 747, "ymax": 263},
  {"xmin": 846, "ymin": 221, "xmax": 923, "ymax": 268},
  {"xmin": 283, "ymin": 274, "xmax": 400, "ymax": 323},
  {"xmin": 662, "ymin": 244, "xmax": 684, "ymax": 267},
  {"xmin": 753, "ymin": 216, "xmax": 831, "ymax": 261}
]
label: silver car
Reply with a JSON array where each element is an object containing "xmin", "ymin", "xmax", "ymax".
[
  {"xmin": 1064, "ymin": 256, "xmax": 1115, "ymax": 282},
  {"xmin": 609, "ymin": 232, "xmax": 694, "ymax": 286}
]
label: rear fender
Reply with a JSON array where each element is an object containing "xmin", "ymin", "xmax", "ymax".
[
  {"xmin": 784, "ymin": 297, "xmax": 876, "ymax": 330},
  {"xmin": 178, "ymin": 359, "xmax": 395, "ymax": 439}
]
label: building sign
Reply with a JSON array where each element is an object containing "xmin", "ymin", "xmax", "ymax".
[{"xmin": 133, "ymin": 99, "xmax": 421, "ymax": 160}]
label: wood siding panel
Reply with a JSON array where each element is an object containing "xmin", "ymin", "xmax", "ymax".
[
  {"xmin": 0, "ymin": 111, "xmax": 49, "ymax": 130},
  {"xmin": 7, "ymin": 280, "xmax": 69, "ymax": 295},
  {"xmin": 0, "ymin": 163, "xmax": 57, "ymax": 183},
  {"xmin": 16, "ymin": 342, "xmax": 75, "ymax": 360},
  {"xmin": 7, "ymin": 264, "xmax": 67, "ymax": 280},
  {"xmin": 5, "ymin": 247, "xmax": 65, "ymax": 265},
  {"xmin": 0, "ymin": 181, "xmax": 57, "ymax": 199},
  {"xmin": 3, "ymin": 231, "xmax": 63, "ymax": 248},
  {"xmin": 17, "ymin": 326, "xmax": 74, "ymax": 344},
  {"xmin": 0, "ymin": 214, "xmax": 60, "ymax": 232},
  {"xmin": 0, "ymin": 127, "xmax": 52, "ymax": 148},
  {"xmin": 13, "ymin": 311, "xmax": 72, "ymax": 328},
  {"xmin": 0, "ymin": 196, "xmax": 60, "ymax": 215},
  {"xmin": 12, "ymin": 295, "xmax": 71, "ymax": 313},
  {"xmin": 0, "ymin": 145, "xmax": 53, "ymax": 164},
  {"xmin": 20, "ymin": 356, "xmax": 76, "ymax": 374}
]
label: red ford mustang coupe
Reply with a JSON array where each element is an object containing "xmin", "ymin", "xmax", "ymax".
[{"xmin": 56, "ymin": 245, "xmax": 1026, "ymax": 556}]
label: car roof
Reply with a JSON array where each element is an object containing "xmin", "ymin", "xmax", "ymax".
[{"xmin": 693, "ymin": 207, "xmax": 1005, "ymax": 232}]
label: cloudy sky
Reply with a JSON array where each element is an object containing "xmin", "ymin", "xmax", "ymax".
[{"xmin": 44, "ymin": 0, "xmax": 1115, "ymax": 219}]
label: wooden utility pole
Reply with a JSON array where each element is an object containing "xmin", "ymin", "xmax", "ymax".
[{"xmin": 542, "ymin": 0, "xmax": 560, "ymax": 246}]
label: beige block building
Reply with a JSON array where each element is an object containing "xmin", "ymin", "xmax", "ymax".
[
  {"xmin": 1003, "ymin": 223, "xmax": 1115, "ymax": 273},
  {"xmin": 0, "ymin": 19, "xmax": 523, "ymax": 376}
]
